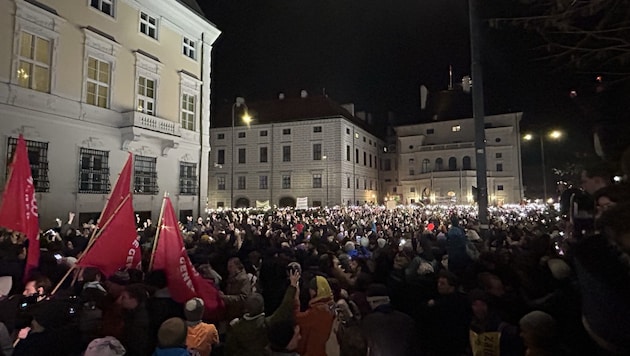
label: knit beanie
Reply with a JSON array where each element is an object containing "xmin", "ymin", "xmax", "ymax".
[
  {"xmin": 344, "ymin": 241, "xmax": 356, "ymax": 252},
  {"xmin": 244, "ymin": 293, "xmax": 265, "ymax": 316},
  {"xmin": 157, "ymin": 317, "xmax": 188, "ymax": 348},
  {"xmin": 84, "ymin": 336, "xmax": 126, "ymax": 356},
  {"xmin": 184, "ymin": 297, "xmax": 204, "ymax": 322},
  {"xmin": 377, "ymin": 238, "xmax": 386, "ymax": 248},
  {"xmin": 519, "ymin": 311, "xmax": 556, "ymax": 346}
]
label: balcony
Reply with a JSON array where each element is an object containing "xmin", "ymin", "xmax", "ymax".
[
  {"xmin": 120, "ymin": 111, "xmax": 185, "ymax": 156},
  {"xmin": 121, "ymin": 111, "xmax": 181, "ymax": 137},
  {"xmin": 417, "ymin": 142, "xmax": 474, "ymax": 152}
]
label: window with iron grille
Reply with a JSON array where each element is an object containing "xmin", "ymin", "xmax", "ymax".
[
  {"xmin": 282, "ymin": 175, "xmax": 291, "ymax": 189},
  {"xmin": 260, "ymin": 130, "xmax": 268, "ymax": 137},
  {"xmin": 179, "ymin": 162, "xmax": 197, "ymax": 195},
  {"xmin": 217, "ymin": 176, "xmax": 225, "ymax": 190},
  {"xmin": 7, "ymin": 137, "xmax": 49, "ymax": 192},
  {"xmin": 282, "ymin": 128, "xmax": 291, "ymax": 135},
  {"xmin": 313, "ymin": 174, "xmax": 322, "ymax": 188},
  {"xmin": 134, "ymin": 155, "xmax": 158, "ymax": 194},
  {"xmin": 79, "ymin": 148, "xmax": 110, "ymax": 193}
]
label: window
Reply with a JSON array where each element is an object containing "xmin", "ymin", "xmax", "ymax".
[
  {"xmin": 495, "ymin": 152, "xmax": 502, "ymax": 159},
  {"xmin": 422, "ymin": 159, "xmax": 430, "ymax": 173},
  {"xmin": 217, "ymin": 176, "xmax": 226, "ymax": 190},
  {"xmin": 451, "ymin": 125, "xmax": 461, "ymax": 132},
  {"xmin": 217, "ymin": 149, "xmax": 225, "ymax": 165},
  {"xmin": 260, "ymin": 130, "xmax": 268, "ymax": 137},
  {"xmin": 283, "ymin": 146, "xmax": 291, "ymax": 162},
  {"xmin": 79, "ymin": 148, "xmax": 110, "ymax": 193},
  {"xmin": 282, "ymin": 175, "xmax": 291, "ymax": 189},
  {"xmin": 497, "ymin": 185, "xmax": 504, "ymax": 191},
  {"xmin": 355, "ymin": 133, "xmax": 359, "ymax": 139},
  {"xmin": 495, "ymin": 138, "xmax": 502, "ymax": 143},
  {"xmin": 313, "ymin": 126, "xmax": 322, "ymax": 133},
  {"xmin": 313, "ymin": 174, "xmax": 322, "ymax": 188},
  {"xmin": 496, "ymin": 163, "xmax": 503, "ymax": 172},
  {"xmin": 283, "ymin": 128, "xmax": 291, "ymax": 135},
  {"xmin": 355, "ymin": 149, "xmax": 359, "ymax": 163},
  {"xmin": 137, "ymin": 76, "xmax": 156, "ymax": 115},
  {"xmin": 435, "ymin": 158, "xmax": 444, "ymax": 171},
  {"xmin": 134, "ymin": 155, "xmax": 158, "ymax": 195},
  {"xmin": 448, "ymin": 157, "xmax": 457, "ymax": 171},
  {"xmin": 346, "ymin": 128, "xmax": 350, "ymax": 134},
  {"xmin": 356, "ymin": 179, "xmax": 359, "ymax": 189},
  {"xmin": 383, "ymin": 159, "xmax": 392, "ymax": 171},
  {"xmin": 363, "ymin": 137, "xmax": 366, "ymax": 142},
  {"xmin": 346, "ymin": 145, "xmax": 351, "ymax": 161},
  {"xmin": 237, "ymin": 176, "xmax": 246, "ymax": 190},
  {"xmin": 313, "ymin": 143, "xmax": 322, "ymax": 160},
  {"xmin": 181, "ymin": 93, "xmax": 196, "ymax": 131},
  {"xmin": 369, "ymin": 154, "xmax": 372, "ymax": 168},
  {"xmin": 410, "ymin": 187, "xmax": 416, "ymax": 193},
  {"xmin": 139, "ymin": 12, "xmax": 158, "ymax": 39},
  {"xmin": 238, "ymin": 148, "xmax": 246, "ymax": 164},
  {"xmin": 90, "ymin": 0, "xmax": 114, "ymax": 16},
  {"xmin": 259, "ymin": 175, "xmax": 268, "ymax": 189},
  {"xmin": 426, "ymin": 128, "xmax": 434, "ymax": 134},
  {"xmin": 179, "ymin": 162, "xmax": 197, "ymax": 195},
  {"xmin": 86, "ymin": 57, "xmax": 110, "ymax": 108},
  {"xmin": 17, "ymin": 32, "xmax": 51, "ymax": 92},
  {"xmin": 259, "ymin": 147, "xmax": 268, "ymax": 163},
  {"xmin": 363, "ymin": 152, "xmax": 367, "ymax": 166},
  {"xmin": 183, "ymin": 37, "xmax": 196, "ymax": 60},
  {"xmin": 217, "ymin": 133, "xmax": 225, "ymax": 140},
  {"xmin": 347, "ymin": 177, "xmax": 350, "ymax": 188},
  {"xmin": 463, "ymin": 156, "xmax": 472, "ymax": 170},
  {"xmin": 216, "ymin": 201, "xmax": 224, "ymax": 208},
  {"xmin": 238, "ymin": 132, "xmax": 246, "ymax": 138},
  {"xmin": 7, "ymin": 137, "xmax": 49, "ymax": 192},
  {"xmin": 409, "ymin": 168, "xmax": 415, "ymax": 175},
  {"xmin": 393, "ymin": 187, "xmax": 397, "ymax": 193},
  {"xmin": 364, "ymin": 179, "xmax": 367, "ymax": 190}
]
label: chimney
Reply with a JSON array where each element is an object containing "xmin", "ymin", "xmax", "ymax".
[
  {"xmin": 341, "ymin": 103, "xmax": 355, "ymax": 116},
  {"xmin": 278, "ymin": 92, "xmax": 285, "ymax": 100},
  {"xmin": 356, "ymin": 111, "xmax": 366, "ymax": 121},
  {"xmin": 300, "ymin": 90, "xmax": 308, "ymax": 98},
  {"xmin": 420, "ymin": 85, "xmax": 428, "ymax": 110}
]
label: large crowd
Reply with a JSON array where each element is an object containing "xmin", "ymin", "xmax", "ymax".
[{"xmin": 0, "ymin": 159, "xmax": 629, "ymax": 356}]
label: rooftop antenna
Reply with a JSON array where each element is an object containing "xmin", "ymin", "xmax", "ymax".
[{"xmin": 448, "ymin": 65, "xmax": 453, "ymax": 90}]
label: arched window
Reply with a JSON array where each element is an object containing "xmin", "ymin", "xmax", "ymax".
[
  {"xmin": 448, "ymin": 157, "xmax": 457, "ymax": 171},
  {"xmin": 422, "ymin": 159, "xmax": 430, "ymax": 173},
  {"xmin": 435, "ymin": 158, "xmax": 443, "ymax": 171},
  {"xmin": 463, "ymin": 156, "xmax": 472, "ymax": 170}
]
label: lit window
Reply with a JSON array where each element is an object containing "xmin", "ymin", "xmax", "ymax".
[
  {"xmin": 451, "ymin": 125, "xmax": 461, "ymax": 132},
  {"xmin": 313, "ymin": 174, "xmax": 322, "ymax": 188},
  {"xmin": 179, "ymin": 162, "xmax": 197, "ymax": 195},
  {"xmin": 17, "ymin": 32, "xmax": 51, "ymax": 92},
  {"xmin": 79, "ymin": 148, "xmax": 110, "ymax": 194},
  {"xmin": 181, "ymin": 93, "xmax": 196, "ymax": 130},
  {"xmin": 86, "ymin": 57, "xmax": 110, "ymax": 108},
  {"xmin": 137, "ymin": 76, "xmax": 156, "ymax": 115},
  {"xmin": 134, "ymin": 155, "xmax": 158, "ymax": 195},
  {"xmin": 140, "ymin": 12, "xmax": 158, "ymax": 39},
  {"xmin": 183, "ymin": 37, "xmax": 196, "ymax": 60}
]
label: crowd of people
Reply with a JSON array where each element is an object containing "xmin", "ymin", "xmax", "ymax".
[{"xmin": 0, "ymin": 158, "xmax": 629, "ymax": 356}]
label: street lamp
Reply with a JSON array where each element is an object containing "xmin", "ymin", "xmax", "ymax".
[
  {"xmin": 322, "ymin": 154, "xmax": 329, "ymax": 207},
  {"xmin": 231, "ymin": 97, "xmax": 249, "ymax": 209},
  {"xmin": 523, "ymin": 130, "xmax": 563, "ymax": 202}
]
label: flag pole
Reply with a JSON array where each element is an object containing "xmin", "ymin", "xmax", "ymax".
[
  {"xmin": 148, "ymin": 192, "xmax": 168, "ymax": 271},
  {"xmin": 51, "ymin": 194, "xmax": 131, "ymax": 295}
]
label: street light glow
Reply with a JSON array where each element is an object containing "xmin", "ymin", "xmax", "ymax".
[
  {"xmin": 523, "ymin": 133, "xmax": 533, "ymax": 141},
  {"xmin": 549, "ymin": 130, "xmax": 562, "ymax": 139},
  {"xmin": 242, "ymin": 112, "xmax": 252, "ymax": 124}
]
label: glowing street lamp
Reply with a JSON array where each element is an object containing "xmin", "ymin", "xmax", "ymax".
[
  {"xmin": 522, "ymin": 129, "xmax": 563, "ymax": 202},
  {"xmin": 231, "ymin": 97, "xmax": 250, "ymax": 208}
]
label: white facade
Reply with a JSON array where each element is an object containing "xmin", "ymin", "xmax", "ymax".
[
  {"xmin": 394, "ymin": 113, "xmax": 524, "ymax": 205},
  {"xmin": 208, "ymin": 113, "xmax": 383, "ymax": 209},
  {"xmin": 0, "ymin": 0, "xmax": 220, "ymax": 226}
]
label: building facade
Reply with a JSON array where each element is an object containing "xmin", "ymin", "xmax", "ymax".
[
  {"xmin": 0, "ymin": 0, "xmax": 220, "ymax": 225},
  {"xmin": 394, "ymin": 113, "xmax": 524, "ymax": 205},
  {"xmin": 208, "ymin": 95, "xmax": 383, "ymax": 209}
]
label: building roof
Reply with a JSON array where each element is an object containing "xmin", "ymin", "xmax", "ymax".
[
  {"xmin": 176, "ymin": 0, "xmax": 205, "ymax": 16},
  {"xmin": 213, "ymin": 95, "xmax": 381, "ymax": 137}
]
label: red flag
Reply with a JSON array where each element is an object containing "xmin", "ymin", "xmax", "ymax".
[
  {"xmin": 152, "ymin": 197, "xmax": 225, "ymax": 320},
  {"xmin": 78, "ymin": 196, "xmax": 140, "ymax": 277},
  {"xmin": 0, "ymin": 135, "xmax": 40, "ymax": 279},
  {"xmin": 99, "ymin": 153, "xmax": 132, "ymax": 228}
]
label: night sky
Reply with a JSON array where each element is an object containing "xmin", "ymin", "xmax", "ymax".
[{"xmin": 199, "ymin": 0, "xmax": 629, "ymax": 196}]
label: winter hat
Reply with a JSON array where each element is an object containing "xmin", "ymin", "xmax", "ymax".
[
  {"xmin": 84, "ymin": 336, "xmax": 126, "ymax": 356},
  {"xmin": 184, "ymin": 297, "xmax": 204, "ymax": 322},
  {"xmin": 157, "ymin": 317, "xmax": 188, "ymax": 348},
  {"xmin": 377, "ymin": 238, "xmax": 386, "ymax": 248},
  {"xmin": 0, "ymin": 276, "xmax": 12, "ymax": 296},
  {"xmin": 547, "ymin": 258, "xmax": 571, "ymax": 280},
  {"xmin": 344, "ymin": 241, "xmax": 356, "ymax": 252},
  {"xmin": 359, "ymin": 237, "xmax": 369, "ymax": 247},
  {"xmin": 519, "ymin": 311, "xmax": 557, "ymax": 345},
  {"xmin": 244, "ymin": 293, "xmax": 265, "ymax": 316}
]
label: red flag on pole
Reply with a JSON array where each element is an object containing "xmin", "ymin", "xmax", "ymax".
[
  {"xmin": 152, "ymin": 197, "xmax": 225, "ymax": 320},
  {"xmin": 78, "ymin": 196, "xmax": 140, "ymax": 277},
  {"xmin": 0, "ymin": 134, "xmax": 40, "ymax": 280},
  {"xmin": 99, "ymin": 153, "xmax": 132, "ymax": 227}
]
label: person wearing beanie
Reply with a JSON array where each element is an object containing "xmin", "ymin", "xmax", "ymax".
[
  {"xmin": 226, "ymin": 271, "xmax": 300, "ymax": 356},
  {"xmin": 294, "ymin": 276, "xmax": 335, "ymax": 356},
  {"xmin": 84, "ymin": 336, "xmax": 126, "ymax": 356},
  {"xmin": 361, "ymin": 284, "xmax": 418, "ymax": 356},
  {"xmin": 153, "ymin": 317, "xmax": 189, "ymax": 356},
  {"xmin": 267, "ymin": 319, "xmax": 301, "ymax": 356},
  {"xmin": 184, "ymin": 298, "xmax": 218, "ymax": 356}
]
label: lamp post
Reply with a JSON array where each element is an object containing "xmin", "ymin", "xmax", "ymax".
[
  {"xmin": 523, "ymin": 130, "xmax": 562, "ymax": 202},
  {"xmin": 231, "ymin": 97, "xmax": 250, "ymax": 209},
  {"xmin": 322, "ymin": 154, "xmax": 329, "ymax": 207}
]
